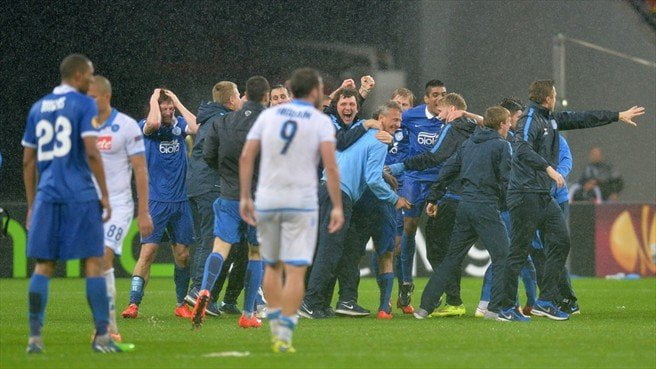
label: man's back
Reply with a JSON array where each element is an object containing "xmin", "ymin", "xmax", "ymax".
[
  {"xmin": 186, "ymin": 102, "xmax": 228, "ymax": 197},
  {"xmin": 249, "ymin": 100, "xmax": 335, "ymax": 210},
  {"xmin": 458, "ymin": 127, "xmax": 511, "ymax": 204},
  {"xmin": 22, "ymin": 84, "xmax": 99, "ymax": 203},
  {"xmin": 210, "ymin": 100, "xmax": 264, "ymax": 200},
  {"xmin": 334, "ymin": 130, "xmax": 393, "ymax": 203}
]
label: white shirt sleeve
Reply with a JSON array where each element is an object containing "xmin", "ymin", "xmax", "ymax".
[
  {"xmin": 124, "ymin": 118, "xmax": 146, "ymax": 156},
  {"xmin": 318, "ymin": 115, "xmax": 337, "ymax": 143},
  {"xmin": 246, "ymin": 111, "xmax": 267, "ymax": 141}
]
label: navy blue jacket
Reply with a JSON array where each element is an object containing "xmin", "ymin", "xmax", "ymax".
[
  {"xmin": 186, "ymin": 102, "xmax": 230, "ymax": 197},
  {"xmin": 203, "ymin": 100, "xmax": 263, "ymax": 200},
  {"xmin": 429, "ymin": 127, "xmax": 512, "ymax": 205},
  {"xmin": 509, "ymin": 102, "xmax": 618, "ymax": 194}
]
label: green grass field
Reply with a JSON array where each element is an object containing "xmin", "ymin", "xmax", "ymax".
[{"xmin": 1, "ymin": 277, "xmax": 655, "ymax": 368}]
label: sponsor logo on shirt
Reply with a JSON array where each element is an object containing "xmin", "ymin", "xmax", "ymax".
[
  {"xmin": 97, "ymin": 136, "xmax": 112, "ymax": 151},
  {"xmin": 159, "ymin": 139, "xmax": 180, "ymax": 154},
  {"xmin": 417, "ymin": 132, "xmax": 438, "ymax": 146}
]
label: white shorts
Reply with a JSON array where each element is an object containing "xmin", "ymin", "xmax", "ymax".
[
  {"xmin": 103, "ymin": 199, "xmax": 134, "ymax": 255},
  {"xmin": 255, "ymin": 210, "xmax": 318, "ymax": 266}
]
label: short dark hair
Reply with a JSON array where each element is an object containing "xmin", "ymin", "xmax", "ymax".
[
  {"xmin": 246, "ymin": 76, "xmax": 270, "ymax": 102},
  {"xmin": 499, "ymin": 97, "xmax": 525, "ymax": 113},
  {"xmin": 424, "ymin": 79, "xmax": 445, "ymax": 96},
  {"xmin": 60, "ymin": 54, "xmax": 92, "ymax": 80},
  {"xmin": 157, "ymin": 88, "xmax": 173, "ymax": 105},
  {"xmin": 483, "ymin": 106, "xmax": 510, "ymax": 130},
  {"xmin": 331, "ymin": 87, "xmax": 360, "ymax": 109},
  {"xmin": 290, "ymin": 68, "xmax": 321, "ymax": 98},
  {"xmin": 528, "ymin": 80, "xmax": 555, "ymax": 104}
]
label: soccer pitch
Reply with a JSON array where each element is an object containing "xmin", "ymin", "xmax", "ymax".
[{"xmin": 1, "ymin": 277, "xmax": 654, "ymax": 368}]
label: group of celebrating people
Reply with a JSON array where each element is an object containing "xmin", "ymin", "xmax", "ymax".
[{"xmin": 22, "ymin": 54, "xmax": 645, "ymax": 354}]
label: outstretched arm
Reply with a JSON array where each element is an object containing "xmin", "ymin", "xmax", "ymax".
[{"xmin": 555, "ymin": 106, "xmax": 644, "ymax": 131}]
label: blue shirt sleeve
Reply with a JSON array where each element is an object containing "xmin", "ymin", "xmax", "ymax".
[
  {"xmin": 365, "ymin": 140, "xmax": 398, "ymax": 205},
  {"xmin": 557, "ymin": 135, "xmax": 573, "ymax": 178},
  {"xmin": 79, "ymin": 97, "xmax": 99, "ymax": 137},
  {"xmin": 177, "ymin": 116, "xmax": 188, "ymax": 137}
]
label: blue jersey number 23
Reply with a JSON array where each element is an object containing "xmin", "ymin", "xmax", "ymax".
[{"xmin": 279, "ymin": 120, "xmax": 297, "ymax": 154}]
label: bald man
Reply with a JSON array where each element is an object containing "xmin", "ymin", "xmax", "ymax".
[{"xmin": 87, "ymin": 76, "xmax": 153, "ymax": 341}]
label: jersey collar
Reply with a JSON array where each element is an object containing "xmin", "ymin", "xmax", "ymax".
[
  {"xmin": 98, "ymin": 108, "xmax": 119, "ymax": 129},
  {"xmin": 425, "ymin": 106, "xmax": 436, "ymax": 120},
  {"xmin": 53, "ymin": 83, "xmax": 77, "ymax": 95},
  {"xmin": 291, "ymin": 99, "xmax": 314, "ymax": 107}
]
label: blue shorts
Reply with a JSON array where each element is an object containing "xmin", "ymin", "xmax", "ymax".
[
  {"xmin": 353, "ymin": 191, "xmax": 395, "ymax": 255},
  {"xmin": 27, "ymin": 200, "xmax": 104, "ymax": 261},
  {"xmin": 374, "ymin": 203, "xmax": 397, "ymax": 255},
  {"xmin": 142, "ymin": 200, "xmax": 194, "ymax": 245},
  {"xmin": 213, "ymin": 198, "xmax": 258, "ymax": 245},
  {"xmin": 401, "ymin": 179, "xmax": 432, "ymax": 217}
]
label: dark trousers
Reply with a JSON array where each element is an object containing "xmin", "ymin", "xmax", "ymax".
[
  {"xmin": 420, "ymin": 201, "xmax": 509, "ymax": 313},
  {"xmin": 304, "ymin": 186, "xmax": 354, "ymax": 309},
  {"xmin": 190, "ymin": 192, "xmax": 220, "ymax": 290},
  {"xmin": 532, "ymin": 201, "xmax": 577, "ymax": 303},
  {"xmin": 501, "ymin": 193, "xmax": 570, "ymax": 309},
  {"xmin": 190, "ymin": 191, "xmax": 247, "ymax": 303},
  {"xmin": 335, "ymin": 225, "xmax": 365, "ymax": 303},
  {"xmin": 424, "ymin": 199, "xmax": 462, "ymax": 305}
]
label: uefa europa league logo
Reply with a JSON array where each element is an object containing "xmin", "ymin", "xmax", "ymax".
[{"xmin": 609, "ymin": 205, "xmax": 656, "ymax": 275}]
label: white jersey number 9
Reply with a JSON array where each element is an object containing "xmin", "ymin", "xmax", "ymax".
[{"xmin": 36, "ymin": 117, "xmax": 72, "ymax": 162}]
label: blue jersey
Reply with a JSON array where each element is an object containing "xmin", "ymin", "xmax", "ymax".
[
  {"xmin": 385, "ymin": 128, "xmax": 408, "ymax": 186},
  {"xmin": 401, "ymin": 104, "xmax": 444, "ymax": 181},
  {"xmin": 21, "ymin": 84, "xmax": 99, "ymax": 203},
  {"xmin": 139, "ymin": 117, "xmax": 189, "ymax": 202}
]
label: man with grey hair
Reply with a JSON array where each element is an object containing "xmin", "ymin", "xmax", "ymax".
[{"xmin": 300, "ymin": 101, "xmax": 411, "ymax": 319}]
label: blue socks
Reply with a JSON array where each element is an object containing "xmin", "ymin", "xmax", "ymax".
[
  {"xmin": 129, "ymin": 276, "xmax": 145, "ymax": 304},
  {"xmin": 201, "ymin": 252, "xmax": 224, "ymax": 291},
  {"xmin": 174, "ymin": 265, "xmax": 190, "ymax": 305},
  {"xmin": 480, "ymin": 265, "xmax": 494, "ymax": 303},
  {"xmin": 243, "ymin": 260, "xmax": 264, "ymax": 314},
  {"xmin": 86, "ymin": 277, "xmax": 109, "ymax": 336},
  {"xmin": 377, "ymin": 272, "xmax": 394, "ymax": 313},
  {"xmin": 28, "ymin": 274, "xmax": 49, "ymax": 337},
  {"xmin": 400, "ymin": 233, "xmax": 416, "ymax": 283},
  {"xmin": 254, "ymin": 262, "xmax": 266, "ymax": 308},
  {"xmin": 520, "ymin": 264, "xmax": 538, "ymax": 307}
]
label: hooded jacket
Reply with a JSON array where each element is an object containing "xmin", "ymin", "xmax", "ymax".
[
  {"xmin": 186, "ymin": 102, "xmax": 230, "ymax": 197},
  {"xmin": 429, "ymin": 126, "xmax": 512, "ymax": 205}
]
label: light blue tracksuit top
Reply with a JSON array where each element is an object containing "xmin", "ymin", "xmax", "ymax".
[{"xmin": 324, "ymin": 129, "xmax": 398, "ymax": 204}]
